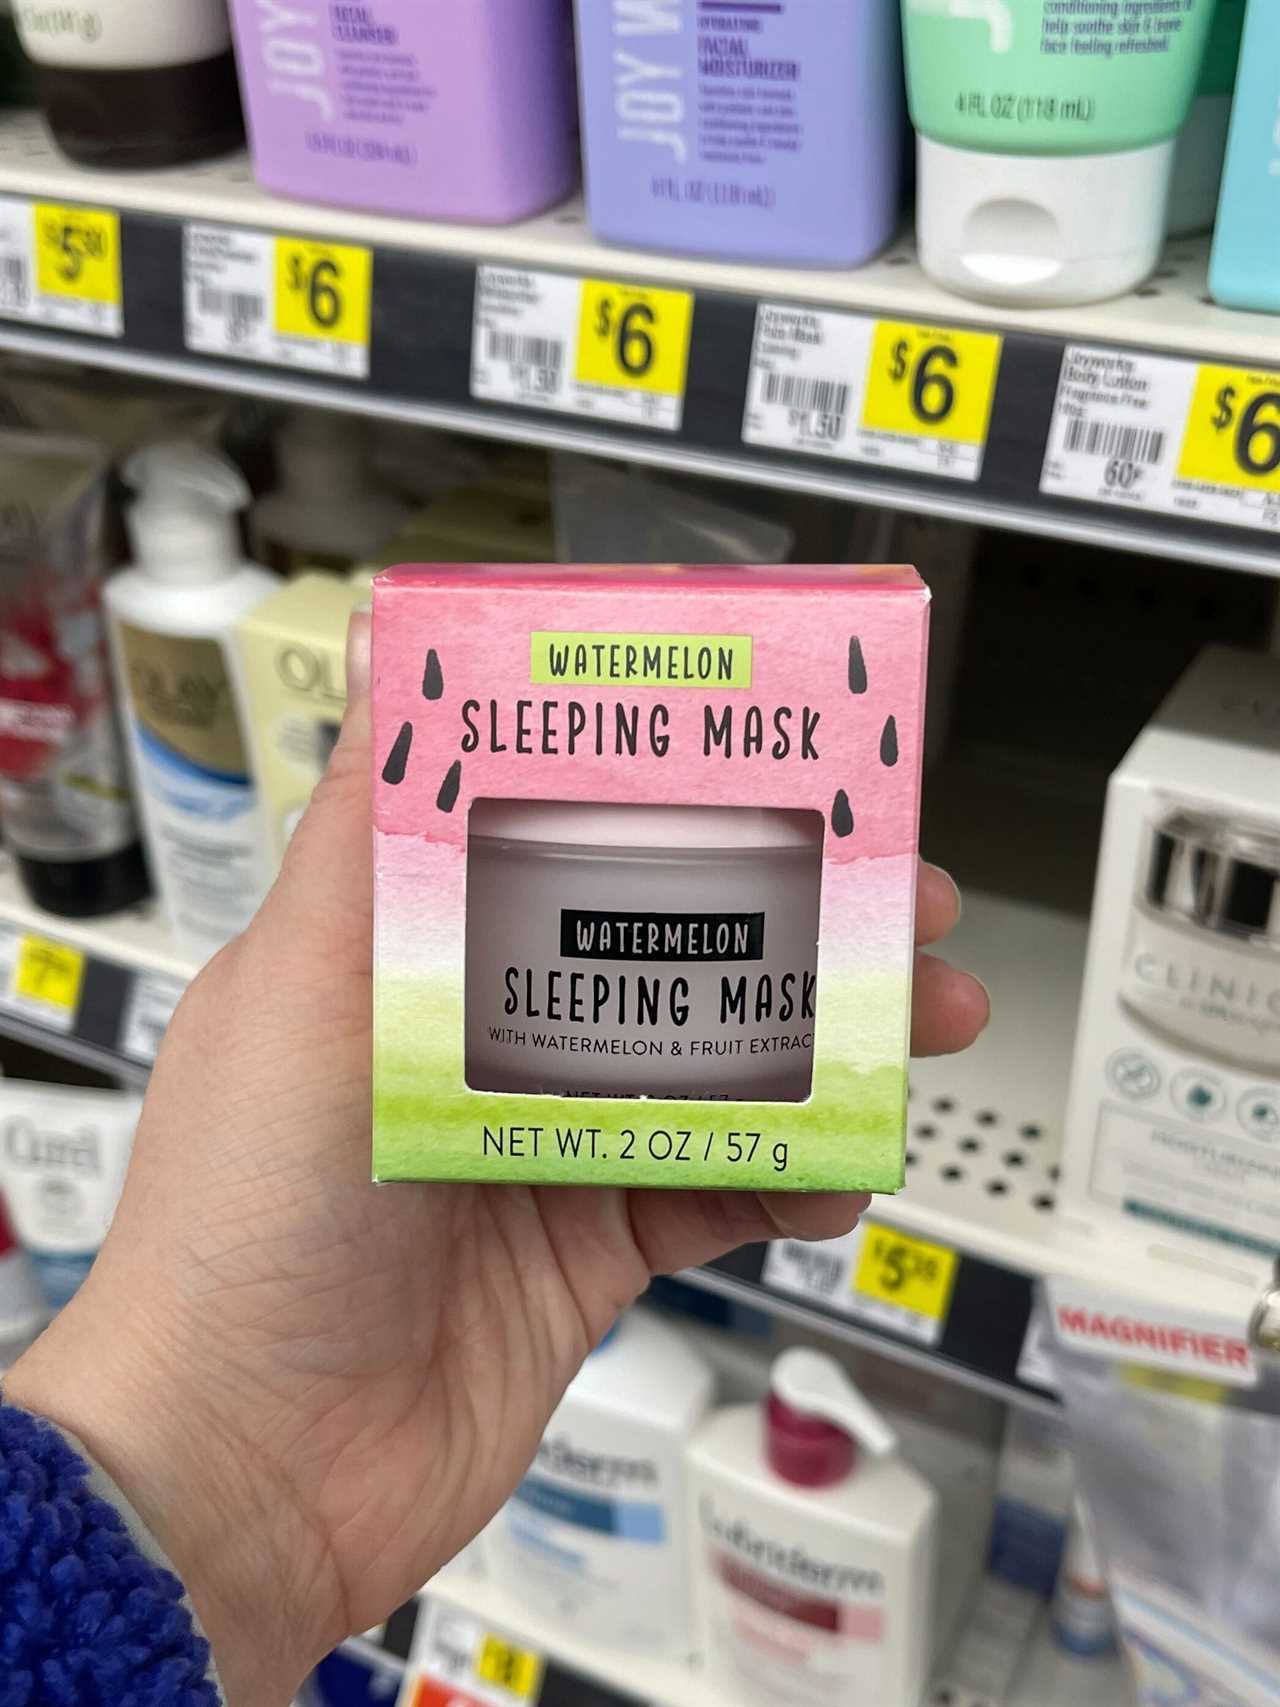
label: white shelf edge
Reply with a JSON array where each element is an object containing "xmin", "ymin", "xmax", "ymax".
[
  {"xmin": 2, "ymin": 321, "xmax": 1277, "ymax": 580},
  {"xmin": 0, "ymin": 110, "xmax": 1271, "ymax": 366},
  {"xmin": 0, "ymin": 863, "xmax": 1264, "ymax": 1325},
  {"xmin": 424, "ymin": 1573, "xmax": 1131, "ymax": 1707}
]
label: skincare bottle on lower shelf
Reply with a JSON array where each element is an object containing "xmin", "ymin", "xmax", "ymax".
[
  {"xmin": 487, "ymin": 1307, "xmax": 713, "ymax": 1659},
  {"xmin": 106, "ymin": 445, "xmax": 279, "ymax": 955},
  {"xmin": 686, "ymin": 1347, "xmax": 938, "ymax": 1707}
]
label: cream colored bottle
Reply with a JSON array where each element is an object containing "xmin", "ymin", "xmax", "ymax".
[
  {"xmin": 106, "ymin": 446, "xmax": 280, "ymax": 955},
  {"xmin": 686, "ymin": 1348, "xmax": 937, "ymax": 1707}
]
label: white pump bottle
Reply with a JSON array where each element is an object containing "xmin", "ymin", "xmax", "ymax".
[
  {"xmin": 686, "ymin": 1347, "xmax": 938, "ymax": 1707},
  {"xmin": 105, "ymin": 445, "xmax": 280, "ymax": 956}
]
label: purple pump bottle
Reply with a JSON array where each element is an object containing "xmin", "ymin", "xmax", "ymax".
[
  {"xmin": 574, "ymin": 0, "xmax": 904, "ymax": 266},
  {"xmin": 228, "ymin": 0, "xmax": 579, "ymax": 224}
]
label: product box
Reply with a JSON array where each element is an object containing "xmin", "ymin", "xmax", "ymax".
[
  {"xmin": 372, "ymin": 564, "xmax": 929, "ymax": 1192},
  {"xmin": 237, "ymin": 574, "xmax": 365, "ymax": 864},
  {"xmin": 1061, "ymin": 646, "xmax": 1280, "ymax": 1274}
]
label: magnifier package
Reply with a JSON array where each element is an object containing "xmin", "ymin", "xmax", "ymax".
[{"xmin": 372, "ymin": 563, "xmax": 928, "ymax": 1193}]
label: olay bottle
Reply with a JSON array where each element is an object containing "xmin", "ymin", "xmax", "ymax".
[{"xmin": 16, "ymin": 0, "xmax": 243, "ymax": 169}]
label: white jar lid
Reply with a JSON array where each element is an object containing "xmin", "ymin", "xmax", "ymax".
[
  {"xmin": 916, "ymin": 135, "xmax": 1174, "ymax": 307},
  {"xmin": 469, "ymin": 799, "xmax": 822, "ymax": 852}
]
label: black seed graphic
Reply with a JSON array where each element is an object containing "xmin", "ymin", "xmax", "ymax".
[
  {"xmin": 831, "ymin": 790, "xmax": 854, "ymax": 838},
  {"xmin": 422, "ymin": 649, "xmax": 443, "ymax": 701},
  {"xmin": 436, "ymin": 760, "xmax": 462, "ymax": 813},
  {"xmin": 848, "ymin": 637, "xmax": 868, "ymax": 694},
  {"xmin": 381, "ymin": 720, "xmax": 413, "ymax": 785},
  {"xmin": 880, "ymin": 715, "xmax": 899, "ymax": 767}
]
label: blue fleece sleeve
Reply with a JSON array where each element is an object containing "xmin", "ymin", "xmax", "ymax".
[{"xmin": 0, "ymin": 1399, "xmax": 221, "ymax": 1706}]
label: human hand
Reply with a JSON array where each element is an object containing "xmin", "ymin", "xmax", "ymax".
[{"xmin": 6, "ymin": 611, "xmax": 988, "ymax": 1706}]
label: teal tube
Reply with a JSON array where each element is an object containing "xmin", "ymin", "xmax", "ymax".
[
  {"xmin": 1168, "ymin": 0, "xmax": 1246, "ymax": 237},
  {"xmin": 1209, "ymin": 0, "xmax": 1280, "ymax": 311}
]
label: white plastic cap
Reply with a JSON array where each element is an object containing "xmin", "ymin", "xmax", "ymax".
[
  {"xmin": 123, "ymin": 444, "xmax": 250, "ymax": 584},
  {"xmin": 916, "ymin": 135, "xmax": 1175, "ymax": 307},
  {"xmin": 771, "ymin": 1348, "xmax": 898, "ymax": 1458}
]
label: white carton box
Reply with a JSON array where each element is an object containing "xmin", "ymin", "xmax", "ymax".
[{"xmin": 1061, "ymin": 646, "xmax": 1280, "ymax": 1283}]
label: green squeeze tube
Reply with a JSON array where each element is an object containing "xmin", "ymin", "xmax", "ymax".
[{"xmin": 902, "ymin": 0, "xmax": 1219, "ymax": 306}]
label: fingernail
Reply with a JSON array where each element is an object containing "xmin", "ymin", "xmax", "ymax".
[
  {"xmin": 346, "ymin": 607, "xmax": 372, "ymax": 706},
  {"xmin": 964, "ymin": 970, "xmax": 992, "ymax": 1030},
  {"xmin": 924, "ymin": 860, "xmax": 962, "ymax": 921}
]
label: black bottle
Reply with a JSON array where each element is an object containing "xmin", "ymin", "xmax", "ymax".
[{"xmin": 16, "ymin": 0, "xmax": 243, "ymax": 170}]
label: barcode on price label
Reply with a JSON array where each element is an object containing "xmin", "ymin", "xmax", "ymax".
[
  {"xmin": 484, "ymin": 330, "xmax": 565, "ymax": 372},
  {"xmin": 196, "ymin": 285, "xmax": 265, "ymax": 328},
  {"xmin": 0, "ymin": 253, "xmax": 29, "ymax": 311},
  {"xmin": 1042, "ymin": 344, "xmax": 1280, "ymax": 530},
  {"xmin": 184, "ymin": 222, "xmax": 372, "ymax": 378},
  {"xmin": 120, "ymin": 972, "xmax": 186, "ymax": 1065},
  {"xmin": 761, "ymin": 371, "xmax": 852, "ymax": 420},
  {"xmin": 1063, "ymin": 418, "xmax": 1166, "ymax": 465},
  {"xmin": 763, "ymin": 1234, "xmax": 855, "ymax": 1306}
]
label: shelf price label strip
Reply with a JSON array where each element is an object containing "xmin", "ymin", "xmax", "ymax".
[
  {"xmin": 184, "ymin": 222, "xmax": 373, "ymax": 378},
  {"xmin": 0, "ymin": 195, "xmax": 123, "ymax": 337},
  {"xmin": 743, "ymin": 303, "xmax": 1002, "ymax": 483},
  {"xmin": 1041, "ymin": 343, "xmax": 1280, "ymax": 532},
  {"xmin": 0, "ymin": 920, "xmax": 183, "ymax": 1063},
  {"xmin": 471, "ymin": 264, "xmax": 694, "ymax": 432},
  {"xmin": 408, "ymin": 1598, "xmax": 545, "ymax": 1707},
  {"xmin": 763, "ymin": 1218, "xmax": 959, "ymax": 1348},
  {"xmin": 0, "ymin": 926, "xmax": 85, "ymax": 1035}
]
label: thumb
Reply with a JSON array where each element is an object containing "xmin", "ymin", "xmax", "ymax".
[{"xmin": 255, "ymin": 606, "xmax": 373, "ymax": 959}]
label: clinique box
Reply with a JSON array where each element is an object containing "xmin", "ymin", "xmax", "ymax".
[
  {"xmin": 1061, "ymin": 646, "xmax": 1280, "ymax": 1278},
  {"xmin": 372, "ymin": 565, "xmax": 929, "ymax": 1193}
]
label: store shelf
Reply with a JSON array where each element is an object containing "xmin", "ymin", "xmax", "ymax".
[
  {"xmin": 0, "ymin": 854, "xmax": 197, "ymax": 1083},
  {"xmin": 0, "ymin": 847, "xmax": 1260, "ymax": 1396},
  {"xmin": 685, "ymin": 887, "xmax": 1265, "ymax": 1407},
  {"xmin": 344, "ymin": 1575, "xmax": 1131, "ymax": 1707},
  {"xmin": 0, "ymin": 112, "xmax": 1278, "ymax": 574}
]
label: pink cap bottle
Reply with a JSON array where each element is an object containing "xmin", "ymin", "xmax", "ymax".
[
  {"xmin": 686, "ymin": 1348, "xmax": 937, "ymax": 1707},
  {"xmin": 766, "ymin": 1348, "xmax": 899, "ymax": 1488}
]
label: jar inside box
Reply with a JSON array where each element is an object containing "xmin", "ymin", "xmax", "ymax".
[{"xmin": 465, "ymin": 800, "xmax": 824, "ymax": 1102}]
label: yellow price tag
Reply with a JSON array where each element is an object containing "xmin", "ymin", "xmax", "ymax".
[
  {"xmin": 274, "ymin": 238, "xmax": 372, "ymax": 347},
  {"xmin": 33, "ymin": 203, "xmax": 121, "ymax": 307},
  {"xmin": 1178, "ymin": 363, "xmax": 1280, "ymax": 494},
  {"xmin": 14, "ymin": 935, "xmax": 85, "ymax": 1015},
  {"xmin": 475, "ymin": 1634, "xmax": 542, "ymax": 1700},
  {"xmin": 853, "ymin": 1223, "xmax": 958, "ymax": 1324},
  {"xmin": 576, "ymin": 279, "xmax": 694, "ymax": 397},
  {"xmin": 862, "ymin": 320, "xmax": 1002, "ymax": 446}
]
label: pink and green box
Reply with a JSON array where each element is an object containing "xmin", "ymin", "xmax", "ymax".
[{"xmin": 373, "ymin": 565, "xmax": 929, "ymax": 1193}]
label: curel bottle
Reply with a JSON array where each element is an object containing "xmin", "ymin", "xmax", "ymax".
[
  {"xmin": 574, "ymin": 0, "xmax": 904, "ymax": 266},
  {"xmin": 228, "ymin": 0, "xmax": 579, "ymax": 223}
]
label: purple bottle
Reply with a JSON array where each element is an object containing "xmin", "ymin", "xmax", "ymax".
[
  {"xmin": 575, "ymin": 0, "xmax": 904, "ymax": 266},
  {"xmin": 228, "ymin": 0, "xmax": 579, "ymax": 223}
]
